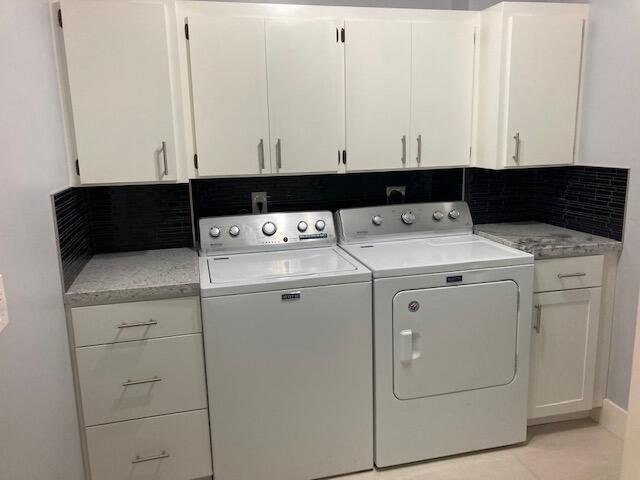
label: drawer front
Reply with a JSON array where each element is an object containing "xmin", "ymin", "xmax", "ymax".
[
  {"xmin": 86, "ymin": 410, "xmax": 212, "ymax": 480},
  {"xmin": 534, "ymin": 255, "xmax": 604, "ymax": 293},
  {"xmin": 72, "ymin": 296, "xmax": 201, "ymax": 347},
  {"xmin": 76, "ymin": 334, "xmax": 207, "ymax": 426}
]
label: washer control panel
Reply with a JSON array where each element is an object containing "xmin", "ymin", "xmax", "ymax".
[
  {"xmin": 199, "ymin": 211, "xmax": 336, "ymax": 255},
  {"xmin": 335, "ymin": 201, "xmax": 473, "ymax": 244}
]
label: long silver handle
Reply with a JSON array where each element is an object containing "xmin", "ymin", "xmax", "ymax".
[
  {"xmin": 401, "ymin": 135, "xmax": 407, "ymax": 164},
  {"xmin": 558, "ymin": 272, "xmax": 587, "ymax": 279},
  {"xmin": 533, "ymin": 304, "xmax": 542, "ymax": 334},
  {"xmin": 276, "ymin": 138, "xmax": 282, "ymax": 170},
  {"xmin": 117, "ymin": 320, "xmax": 158, "ymax": 329},
  {"xmin": 161, "ymin": 141, "xmax": 168, "ymax": 176},
  {"xmin": 416, "ymin": 135, "xmax": 422, "ymax": 164},
  {"xmin": 258, "ymin": 139, "xmax": 265, "ymax": 171},
  {"xmin": 123, "ymin": 376, "xmax": 162, "ymax": 387},
  {"xmin": 132, "ymin": 451, "xmax": 170, "ymax": 464},
  {"xmin": 512, "ymin": 132, "xmax": 520, "ymax": 163}
]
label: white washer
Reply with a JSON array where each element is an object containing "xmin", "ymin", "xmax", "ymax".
[
  {"xmin": 335, "ymin": 201, "xmax": 534, "ymax": 468},
  {"xmin": 199, "ymin": 211, "xmax": 373, "ymax": 480}
]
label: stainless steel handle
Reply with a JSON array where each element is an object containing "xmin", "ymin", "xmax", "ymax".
[
  {"xmin": 533, "ymin": 304, "xmax": 542, "ymax": 334},
  {"xmin": 276, "ymin": 138, "xmax": 282, "ymax": 170},
  {"xmin": 401, "ymin": 135, "xmax": 407, "ymax": 164},
  {"xmin": 416, "ymin": 135, "xmax": 422, "ymax": 164},
  {"xmin": 558, "ymin": 272, "xmax": 587, "ymax": 279},
  {"xmin": 258, "ymin": 139, "xmax": 265, "ymax": 171},
  {"xmin": 512, "ymin": 132, "xmax": 520, "ymax": 163},
  {"xmin": 123, "ymin": 376, "xmax": 162, "ymax": 387},
  {"xmin": 117, "ymin": 320, "xmax": 158, "ymax": 329},
  {"xmin": 132, "ymin": 451, "xmax": 170, "ymax": 464},
  {"xmin": 161, "ymin": 141, "xmax": 168, "ymax": 176}
]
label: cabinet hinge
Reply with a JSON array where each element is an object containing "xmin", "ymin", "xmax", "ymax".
[
  {"xmin": 469, "ymin": 146, "xmax": 472, "ymax": 158},
  {"xmin": 75, "ymin": 159, "xmax": 80, "ymax": 176},
  {"xmin": 184, "ymin": 23, "xmax": 189, "ymax": 40},
  {"xmin": 473, "ymin": 30, "xmax": 476, "ymax": 46},
  {"xmin": 342, "ymin": 150, "xmax": 347, "ymax": 165},
  {"xmin": 340, "ymin": 27, "xmax": 345, "ymax": 43},
  {"xmin": 193, "ymin": 154, "xmax": 198, "ymax": 169},
  {"xmin": 57, "ymin": 9, "xmax": 63, "ymax": 28}
]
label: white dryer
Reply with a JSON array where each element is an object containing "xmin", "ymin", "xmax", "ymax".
[
  {"xmin": 199, "ymin": 211, "xmax": 373, "ymax": 480},
  {"xmin": 335, "ymin": 202, "xmax": 534, "ymax": 468}
]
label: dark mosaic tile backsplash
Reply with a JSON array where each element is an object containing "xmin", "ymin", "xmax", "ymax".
[{"xmin": 54, "ymin": 166, "xmax": 628, "ymax": 289}]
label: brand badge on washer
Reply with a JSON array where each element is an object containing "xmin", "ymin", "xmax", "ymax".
[{"xmin": 408, "ymin": 301, "xmax": 420, "ymax": 312}]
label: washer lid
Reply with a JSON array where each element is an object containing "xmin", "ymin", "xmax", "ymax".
[
  {"xmin": 200, "ymin": 247, "xmax": 371, "ymax": 297},
  {"xmin": 339, "ymin": 235, "xmax": 533, "ymax": 278}
]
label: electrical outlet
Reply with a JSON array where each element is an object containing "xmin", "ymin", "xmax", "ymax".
[{"xmin": 0, "ymin": 274, "xmax": 8, "ymax": 334}]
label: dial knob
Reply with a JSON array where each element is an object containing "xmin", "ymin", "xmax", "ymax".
[
  {"xmin": 372, "ymin": 215, "xmax": 384, "ymax": 226},
  {"xmin": 262, "ymin": 222, "xmax": 277, "ymax": 236},
  {"xmin": 209, "ymin": 226, "xmax": 221, "ymax": 238},
  {"xmin": 401, "ymin": 211, "xmax": 416, "ymax": 225},
  {"xmin": 432, "ymin": 210, "xmax": 444, "ymax": 221},
  {"xmin": 449, "ymin": 209, "xmax": 461, "ymax": 220},
  {"xmin": 229, "ymin": 225, "xmax": 240, "ymax": 237},
  {"xmin": 315, "ymin": 220, "xmax": 326, "ymax": 231},
  {"xmin": 297, "ymin": 221, "xmax": 308, "ymax": 232}
]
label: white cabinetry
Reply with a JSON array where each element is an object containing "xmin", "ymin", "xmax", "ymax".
[
  {"xmin": 474, "ymin": 3, "xmax": 588, "ymax": 169},
  {"xmin": 60, "ymin": 0, "xmax": 180, "ymax": 184}
]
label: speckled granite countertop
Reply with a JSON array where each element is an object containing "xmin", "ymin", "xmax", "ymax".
[
  {"xmin": 474, "ymin": 222, "xmax": 622, "ymax": 259},
  {"xmin": 64, "ymin": 248, "xmax": 199, "ymax": 307}
]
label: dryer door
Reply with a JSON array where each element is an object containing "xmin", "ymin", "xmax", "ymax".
[{"xmin": 393, "ymin": 280, "xmax": 518, "ymax": 400}]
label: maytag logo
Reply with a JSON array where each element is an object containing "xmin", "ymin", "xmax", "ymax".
[{"xmin": 281, "ymin": 292, "xmax": 301, "ymax": 301}]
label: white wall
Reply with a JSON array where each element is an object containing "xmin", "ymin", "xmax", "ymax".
[
  {"xmin": 578, "ymin": 0, "xmax": 640, "ymax": 410},
  {"xmin": 0, "ymin": 1, "xmax": 84, "ymax": 480}
]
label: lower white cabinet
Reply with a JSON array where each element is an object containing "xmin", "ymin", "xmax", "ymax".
[
  {"xmin": 528, "ymin": 287, "xmax": 602, "ymax": 419},
  {"xmin": 85, "ymin": 410, "xmax": 212, "ymax": 480}
]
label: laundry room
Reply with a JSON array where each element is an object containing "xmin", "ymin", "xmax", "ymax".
[{"xmin": 1, "ymin": 1, "xmax": 640, "ymax": 480}]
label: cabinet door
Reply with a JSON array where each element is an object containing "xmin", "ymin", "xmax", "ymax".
[
  {"xmin": 61, "ymin": 0, "xmax": 177, "ymax": 184},
  {"xmin": 345, "ymin": 20, "xmax": 411, "ymax": 171},
  {"xmin": 529, "ymin": 288, "xmax": 601, "ymax": 419},
  {"xmin": 265, "ymin": 19, "xmax": 341, "ymax": 174},
  {"xmin": 188, "ymin": 16, "xmax": 271, "ymax": 177},
  {"xmin": 411, "ymin": 22, "xmax": 475, "ymax": 168},
  {"xmin": 505, "ymin": 15, "xmax": 584, "ymax": 167}
]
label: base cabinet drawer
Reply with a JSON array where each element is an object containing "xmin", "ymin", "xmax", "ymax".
[
  {"xmin": 86, "ymin": 410, "xmax": 212, "ymax": 480},
  {"xmin": 76, "ymin": 334, "xmax": 207, "ymax": 426},
  {"xmin": 534, "ymin": 255, "xmax": 603, "ymax": 293}
]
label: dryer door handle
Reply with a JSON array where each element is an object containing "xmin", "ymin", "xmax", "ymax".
[{"xmin": 399, "ymin": 329, "xmax": 414, "ymax": 363}]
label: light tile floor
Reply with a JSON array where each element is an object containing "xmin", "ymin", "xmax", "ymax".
[{"xmin": 338, "ymin": 419, "xmax": 623, "ymax": 480}]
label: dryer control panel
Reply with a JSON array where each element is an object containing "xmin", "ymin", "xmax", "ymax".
[{"xmin": 335, "ymin": 201, "xmax": 473, "ymax": 244}]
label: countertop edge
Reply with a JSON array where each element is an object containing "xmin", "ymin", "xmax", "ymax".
[{"xmin": 64, "ymin": 283, "xmax": 201, "ymax": 308}]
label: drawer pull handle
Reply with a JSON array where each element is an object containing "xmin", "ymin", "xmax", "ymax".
[
  {"xmin": 557, "ymin": 272, "xmax": 587, "ymax": 279},
  {"xmin": 117, "ymin": 320, "xmax": 158, "ymax": 329},
  {"xmin": 123, "ymin": 376, "xmax": 162, "ymax": 387},
  {"xmin": 533, "ymin": 304, "xmax": 542, "ymax": 334},
  {"xmin": 132, "ymin": 451, "xmax": 170, "ymax": 464}
]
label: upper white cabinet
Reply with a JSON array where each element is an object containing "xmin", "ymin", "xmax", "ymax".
[
  {"xmin": 265, "ymin": 19, "xmax": 342, "ymax": 174},
  {"xmin": 474, "ymin": 3, "xmax": 588, "ymax": 169},
  {"xmin": 188, "ymin": 16, "xmax": 271, "ymax": 176},
  {"xmin": 411, "ymin": 22, "xmax": 475, "ymax": 168},
  {"xmin": 61, "ymin": 0, "xmax": 179, "ymax": 184},
  {"xmin": 345, "ymin": 20, "xmax": 412, "ymax": 171}
]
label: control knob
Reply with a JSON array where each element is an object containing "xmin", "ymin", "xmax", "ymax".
[
  {"xmin": 297, "ymin": 221, "xmax": 308, "ymax": 232},
  {"xmin": 315, "ymin": 220, "xmax": 326, "ymax": 231},
  {"xmin": 209, "ymin": 226, "xmax": 221, "ymax": 238},
  {"xmin": 449, "ymin": 210, "xmax": 461, "ymax": 220},
  {"xmin": 372, "ymin": 215, "xmax": 384, "ymax": 226},
  {"xmin": 229, "ymin": 225, "xmax": 240, "ymax": 237},
  {"xmin": 432, "ymin": 210, "xmax": 444, "ymax": 221},
  {"xmin": 262, "ymin": 222, "xmax": 277, "ymax": 236},
  {"xmin": 401, "ymin": 211, "xmax": 416, "ymax": 225}
]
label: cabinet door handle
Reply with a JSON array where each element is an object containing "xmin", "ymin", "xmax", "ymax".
[
  {"xmin": 401, "ymin": 135, "xmax": 407, "ymax": 164},
  {"xmin": 122, "ymin": 376, "xmax": 162, "ymax": 387},
  {"xmin": 117, "ymin": 320, "xmax": 158, "ymax": 329},
  {"xmin": 557, "ymin": 272, "xmax": 587, "ymax": 279},
  {"xmin": 276, "ymin": 138, "xmax": 282, "ymax": 170},
  {"xmin": 161, "ymin": 141, "xmax": 168, "ymax": 176},
  {"xmin": 258, "ymin": 139, "xmax": 265, "ymax": 171},
  {"xmin": 512, "ymin": 132, "xmax": 520, "ymax": 164},
  {"xmin": 416, "ymin": 135, "xmax": 422, "ymax": 164},
  {"xmin": 132, "ymin": 451, "xmax": 170, "ymax": 464},
  {"xmin": 533, "ymin": 304, "xmax": 542, "ymax": 334}
]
